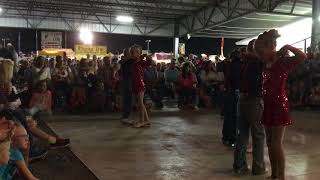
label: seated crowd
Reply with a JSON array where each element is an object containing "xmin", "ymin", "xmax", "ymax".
[
  {"xmin": 287, "ymin": 47, "xmax": 320, "ymax": 108},
  {"xmin": 1, "ymin": 48, "xmax": 70, "ymax": 180},
  {"xmin": 13, "ymin": 52, "xmax": 227, "ymax": 113}
]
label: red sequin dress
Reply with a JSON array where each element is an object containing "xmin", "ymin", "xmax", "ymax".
[
  {"xmin": 262, "ymin": 57, "xmax": 301, "ymax": 127},
  {"xmin": 132, "ymin": 59, "xmax": 151, "ymax": 95}
]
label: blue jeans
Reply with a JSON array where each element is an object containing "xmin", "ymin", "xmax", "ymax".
[
  {"xmin": 233, "ymin": 97, "xmax": 265, "ymax": 173},
  {"xmin": 222, "ymin": 90, "xmax": 239, "ymax": 143},
  {"xmin": 122, "ymin": 87, "xmax": 133, "ymax": 118}
]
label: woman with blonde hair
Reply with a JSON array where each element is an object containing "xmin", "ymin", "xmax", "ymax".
[
  {"xmin": 254, "ymin": 29, "xmax": 306, "ymax": 180},
  {"xmin": 0, "ymin": 59, "xmax": 14, "ymax": 84},
  {"xmin": 130, "ymin": 45, "xmax": 151, "ymax": 128},
  {"xmin": 0, "ymin": 47, "xmax": 14, "ymax": 84}
]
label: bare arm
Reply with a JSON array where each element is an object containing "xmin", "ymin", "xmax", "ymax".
[
  {"xmin": 16, "ymin": 160, "xmax": 39, "ymax": 180},
  {"xmin": 288, "ymin": 45, "xmax": 307, "ymax": 62},
  {"xmin": 278, "ymin": 45, "xmax": 307, "ymax": 72},
  {"xmin": 280, "ymin": 45, "xmax": 307, "ymax": 62}
]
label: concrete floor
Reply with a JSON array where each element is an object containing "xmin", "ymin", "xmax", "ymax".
[{"xmin": 48, "ymin": 109, "xmax": 320, "ymax": 180}]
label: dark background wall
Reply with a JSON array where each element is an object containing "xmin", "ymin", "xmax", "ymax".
[
  {"xmin": 66, "ymin": 32, "xmax": 175, "ymax": 54},
  {"xmin": 0, "ymin": 28, "xmax": 240, "ymax": 56},
  {"xmin": 180, "ymin": 37, "xmax": 240, "ymax": 56}
]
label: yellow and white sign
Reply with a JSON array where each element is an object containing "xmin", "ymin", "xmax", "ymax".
[{"xmin": 75, "ymin": 45, "xmax": 107, "ymax": 59}]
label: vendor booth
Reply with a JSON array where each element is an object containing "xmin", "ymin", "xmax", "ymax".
[
  {"xmin": 37, "ymin": 48, "xmax": 75, "ymax": 59},
  {"xmin": 152, "ymin": 52, "xmax": 174, "ymax": 63}
]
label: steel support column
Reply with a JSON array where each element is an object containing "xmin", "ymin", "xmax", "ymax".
[
  {"xmin": 173, "ymin": 22, "xmax": 179, "ymax": 58},
  {"xmin": 35, "ymin": 30, "xmax": 38, "ymax": 50},
  {"xmin": 174, "ymin": 37, "xmax": 179, "ymax": 58},
  {"xmin": 18, "ymin": 32, "xmax": 21, "ymax": 53},
  {"xmin": 311, "ymin": 0, "xmax": 320, "ymax": 51},
  {"xmin": 64, "ymin": 31, "xmax": 67, "ymax": 48}
]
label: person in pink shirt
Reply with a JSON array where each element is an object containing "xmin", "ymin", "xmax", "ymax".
[
  {"xmin": 177, "ymin": 62, "xmax": 198, "ymax": 109},
  {"xmin": 29, "ymin": 80, "xmax": 52, "ymax": 115}
]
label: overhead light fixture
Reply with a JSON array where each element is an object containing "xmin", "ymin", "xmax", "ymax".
[
  {"xmin": 0, "ymin": 7, "xmax": 3, "ymax": 13},
  {"xmin": 116, "ymin": 15, "xmax": 134, "ymax": 23},
  {"xmin": 79, "ymin": 28, "xmax": 93, "ymax": 45},
  {"xmin": 187, "ymin": 33, "xmax": 191, "ymax": 39}
]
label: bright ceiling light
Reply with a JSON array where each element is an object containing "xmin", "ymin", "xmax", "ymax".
[
  {"xmin": 0, "ymin": 7, "xmax": 3, "ymax": 13},
  {"xmin": 116, "ymin": 15, "xmax": 134, "ymax": 23},
  {"xmin": 79, "ymin": 29, "xmax": 93, "ymax": 45},
  {"xmin": 187, "ymin": 33, "xmax": 191, "ymax": 39}
]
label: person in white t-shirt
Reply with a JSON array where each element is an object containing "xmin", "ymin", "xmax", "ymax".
[{"xmin": 31, "ymin": 56, "xmax": 51, "ymax": 86}]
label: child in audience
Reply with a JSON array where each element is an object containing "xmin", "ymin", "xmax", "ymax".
[
  {"xmin": 88, "ymin": 80, "xmax": 106, "ymax": 113},
  {"xmin": 177, "ymin": 62, "xmax": 198, "ymax": 109},
  {"xmin": 29, "ymin": 80, "xmax": 52, "ymax": 115},
  {"xmin": 0, "ymin": 108, "xmax": 38, "ymax": 180},
  {"xmin": 1, "ymin": 124, "xmax": 40, "ymax": 180},
  {"xmin": 70, "ymin": 60, "xmax": 89, "ymax": 112}
]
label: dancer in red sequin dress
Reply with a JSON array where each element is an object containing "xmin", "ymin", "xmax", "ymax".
[
  {"xmin": 130, "ymin": 45, "xmax": 151, "ymax": 128},
  {"xmin": 255, "ymin": 30, "xmax": 306, "ymax": 180}
]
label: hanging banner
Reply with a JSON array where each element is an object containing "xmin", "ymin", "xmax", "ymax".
[
  {"xmin": 41, "ymin": 32, "xmax": 62, "ymax": 49},
  {"xmin": 178, "ymin": 43, "xmax": 186, "ymax": 55},
  {"xmin": 220, "ymin": 37, "xmax": 225, "ymax": 57},
  {"xmin": 74, "ymin": 44, "xmax": 107, "ymax": 59}
]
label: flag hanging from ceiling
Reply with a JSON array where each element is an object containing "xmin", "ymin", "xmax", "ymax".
[{"xmin": 221, "ymin": 36, "xmax": 224, "ymax": 57}]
